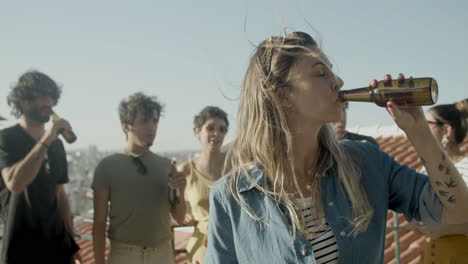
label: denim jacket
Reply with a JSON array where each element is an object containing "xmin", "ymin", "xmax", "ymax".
[{"xmin": 205, "ymin": 141, "xmax": 442, "ymax": 264}]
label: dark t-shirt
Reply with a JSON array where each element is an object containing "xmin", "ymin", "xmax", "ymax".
[
  {"xmin": 0, "ymin": 124, "xmax": 78, "ymax": 264},
  {"xmin": 343, "ymin": 131, "xmax": 379, "ymax": 147}
]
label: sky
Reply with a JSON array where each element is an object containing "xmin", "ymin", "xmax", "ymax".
[{"xmin": 1, "ymin": 0, "xmax": 467, "ymax": 152}]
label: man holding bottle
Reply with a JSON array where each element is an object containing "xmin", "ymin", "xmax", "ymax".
[
  {"xmin": 92, "ymin": 92, "xmax": 186, "ymax": 264},
  {"xmin": 0, "ymin": 70, "xmax": 80, "ymax": 263}
]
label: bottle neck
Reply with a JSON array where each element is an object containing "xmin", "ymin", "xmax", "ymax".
[{"xmin": 338, "ymin": 87, "xmax": 373, "ymax": 103}]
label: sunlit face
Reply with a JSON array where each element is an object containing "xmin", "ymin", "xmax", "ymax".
[
  {"xmin": 195, "ymin": 117, "xmax": 228, "ymax": 152},
  {"xmin": 425, "ymin": 110, "xmax": 445, "ymax": 143},
  {"xmin": 286, "ymin": 49, "xmax": 344, "ymax": 125},
  {"xmin": 124, "ymin": 111, "xmax": 159, "ymax": 148},
  {"xmin": 330, "ymin": 106, "xmax": 347, "ymax": 139},
  {"xmin": 21, "ymin": 95, "xmax": 54, "ymax": 123}
]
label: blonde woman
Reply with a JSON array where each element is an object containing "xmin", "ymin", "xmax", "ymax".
[
  {"xmin": 412, "ymin": 99, "xmax": 468, "ymax": 263},
  {"xmin": 179, "ymin": 106, "xmax": 229, "ymax": 263},
  {"xmin": 204, "ymin": 32, "xmax": 468, "ymax": 264}
]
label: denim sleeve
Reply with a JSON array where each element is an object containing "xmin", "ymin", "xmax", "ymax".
[
  {"xmin": 205, "ymin": 186, "xmax": 238, "ymax": 264},
  {"xmin": 385, "ymin": 150, "xmax": 443, "ymax": 225},
  {"xmin": 417, "ymin": 180, "xmax": 443, "ymax": 225}
]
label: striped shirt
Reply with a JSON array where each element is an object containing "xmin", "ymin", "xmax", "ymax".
[{"xmin": 295, "ymin": 197, "xmax": 339, "ymax": 264}]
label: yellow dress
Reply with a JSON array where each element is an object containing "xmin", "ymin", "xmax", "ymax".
[
  {"xmin": 420, "ymin": 235, "xmax": 468, "ymax": 264},
  {"xmin": 185, "ymin": 160, "xmax": 215, "ymax": 264}
]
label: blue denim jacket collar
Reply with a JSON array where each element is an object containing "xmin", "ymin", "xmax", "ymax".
[{"xmin": 237, "ymin": 165, "xmax": 267, "ymax": 193}]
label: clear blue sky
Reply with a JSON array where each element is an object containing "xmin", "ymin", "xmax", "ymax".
[{"xmin": 1, "ymin": 0, "xmax": 467, "ymax": 151}]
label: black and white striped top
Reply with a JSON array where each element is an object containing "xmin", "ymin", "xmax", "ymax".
[{"xmin": 295, "ymin": 197, "xmax": 339, "ymax": 264}]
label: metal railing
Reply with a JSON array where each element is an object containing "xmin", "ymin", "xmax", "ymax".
[{"xmin": 385, "ymin": 211, "xmax": 417, "ymax": 264}]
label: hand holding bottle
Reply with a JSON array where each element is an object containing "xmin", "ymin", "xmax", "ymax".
[
  {"xmin": 168, "ymin": 172, "xmax": 187, "ymax": 189},
  {"xmin": 377, "ymin": 74, "xmax": 428, "ymax": 132},
  {"xmin": 386, "ymin": 99, "xmax": 426, "ymax": 132},
  {"xmin": 41, "ymin": 116, "xmax": 74, "ymax": 146},
  {"xmin": 339, "ymin": 73, "xmax": 438, "ymax": 107},
  {"xmin": 51, "ymin": 112, "xmax": 77, "ymax": 143},
  {"xmin": 168, "ymin": 160, "xmax": 187, "ymax": 208}
]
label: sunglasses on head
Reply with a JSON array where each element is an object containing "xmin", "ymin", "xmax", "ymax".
[{"xmin": 132, "ymin": 157, "xmax": 147, "ymax": 175}]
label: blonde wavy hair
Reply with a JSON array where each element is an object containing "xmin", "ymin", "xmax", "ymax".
[{"xmin": 226, "ymin": 31, "xmax": 374, "ymax": 237}]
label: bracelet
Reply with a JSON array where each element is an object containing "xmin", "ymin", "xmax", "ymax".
[{"xmin": 40, "ymin": 141, "xmax": 49, "ymax": 149}]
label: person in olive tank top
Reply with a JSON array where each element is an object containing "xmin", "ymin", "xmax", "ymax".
[{"xmin": 178, "ymin": 106, "xmax": 229, "ymax": 264}]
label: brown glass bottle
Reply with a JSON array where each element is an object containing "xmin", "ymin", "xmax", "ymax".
[
  {"xmin": 51, "ymin": 112, "xmax": 77, "ymax": 143},
  {"xmin": 169, "ymin": 159, "xmax": 180, "ymax": 208},
  {"xmin": 338, "ymin": 77, "xmax": 438, "ymax": 107}
]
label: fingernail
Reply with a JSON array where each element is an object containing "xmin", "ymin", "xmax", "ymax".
[
  {"xmin": 408, "ymin": 76, "xmax": 415, "ymax": 88},
  {"xmin": 397, "ymin": 73, "xmax": 405, "ymax": 86},
  {"xmin": 387, "ymin": 102, "xmax": 393, "ymax": 109}
]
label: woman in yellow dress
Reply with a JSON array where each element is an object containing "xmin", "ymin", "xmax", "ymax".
[{"xmin": 178, "ymin": 106, "xmax": 229, "ymax": 264}]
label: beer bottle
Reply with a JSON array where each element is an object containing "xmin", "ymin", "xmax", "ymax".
[
  {"xmin": 51, "ymin": 112, "xmax": 77, "ymax": 143},
  {"xmin": 169, "ymin": 159, "xmax": 180, "ymax": 208},
  {"xmin": 338, "ymin": 74, "xmax": 438, "ymax": 107}
]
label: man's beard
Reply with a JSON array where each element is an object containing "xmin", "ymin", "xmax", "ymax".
[{"xmin": 24, "ymin": 106, "xmax": 51, "ymax": 123}]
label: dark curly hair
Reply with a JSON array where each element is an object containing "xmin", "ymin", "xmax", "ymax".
[
  {"xmin": 194, "ymin": 106, "xmax": 229, "ymax": 129},
  {"xmin": 118, "ymin": 92, "xmax": 164, "ymax": 127},
  {"xmin": 7, "ymin": 70, "xmax": 62, "ymax": 118}
]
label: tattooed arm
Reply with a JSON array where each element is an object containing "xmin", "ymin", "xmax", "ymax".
[
  {"xmin": 387, "ymin": 101, "xmax": 468, "ymax": 224},
  {"xmin": 407, "ymin": 129, "xmax": 468, "ymax": 224}
]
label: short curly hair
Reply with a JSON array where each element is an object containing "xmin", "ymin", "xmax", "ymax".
[
  {"xmin": 7, "ymin": 70, "xmax": 62, "ymax": 118},
  {"xmin": 118, "ymin": 92, "xmax": 164, "ymax": 126},
  {"xmin": 193, "ymin": 106, "xmax": 229, "ymax": 129}
]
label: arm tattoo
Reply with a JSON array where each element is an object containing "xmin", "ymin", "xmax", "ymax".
[
  {"xmin": 442, "ymin": 152, "xmax": 447, "ymax": 161},
  {"xmin": 444, "ymin": 178, "xmax": 457, "ymax": 188},
  {"xmin": 447, "ymin": 195, "xmax": 456, "ymax": 204},
  {"xmin": 438, "ymin": 190, "xmax": 449, "ymax": 197},
  {"xmin": 435, "ymin": 181, "xmax": 443, "ymax": 187},
  {"xmin": 421, "ymin": 158, "xmax": 426, "ymax": 165},
  {"xmin": 438, "ymin": 164, "xmax": 445, "ymax": 171},
  {"xmin": 445, "ymin": 167, "xmax": 451, "ymax": 175}
]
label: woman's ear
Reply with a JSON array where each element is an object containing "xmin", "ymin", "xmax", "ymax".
[{"xmin": 444, "ymin": 124, "xmax": 455, "ymax": 142}]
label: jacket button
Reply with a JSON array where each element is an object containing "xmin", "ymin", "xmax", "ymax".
[
  {"xmin": 328, "ymin": 201, "xmax": 334, "ymax": 206},
  {"xmin": 340, "ymin": 231, "xmax": 346, "ymax": 237},
  {"xmin": 301, "ymin": 249, "xmax": 308, "ymax": 256}
]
